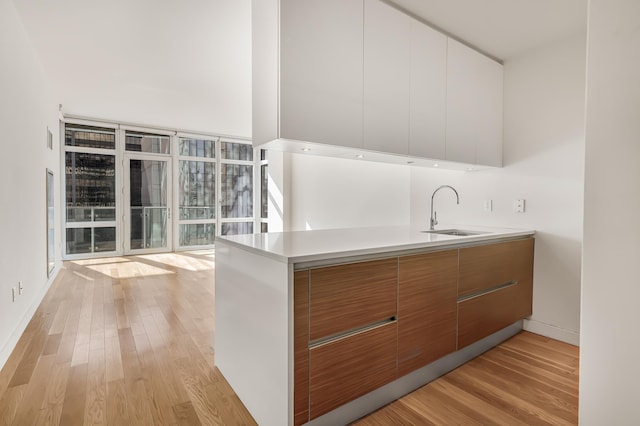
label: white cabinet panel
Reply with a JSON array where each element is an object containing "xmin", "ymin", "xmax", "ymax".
[
  {"xmin": 475, "ymin": 57, "xmax": 503, "ymax": 167},
  {"xmin": 409, "ymin": 19, "xmax": 447, "ymax": 159},
  {"xmin": 446, "ymin": 38, "xmax": 503, "ymax": 166},
  {"xmin": 363, "ymin": 0, "xmax": 411, "ymax": 155},
  {"xmin": 280, "ymin": 0, "xmax": 364, "ymax": 149}
]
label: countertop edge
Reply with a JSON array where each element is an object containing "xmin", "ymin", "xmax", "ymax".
[
  {"xmin": 216, "ymin": 229, "xmax": 536, "ymax": 265},
  {"xmin": 215, "ymin": 237, "xmax": 290, "ymax": 263}
]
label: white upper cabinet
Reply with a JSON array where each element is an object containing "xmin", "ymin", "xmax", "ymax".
[
  {"xmin": 363, "ymin": 0, "xmax": 411, "ymax": 155},
  {"xmin": 446, "ymin": 38, "xmax": 504, "ymax": 166},
  {"xmin": 252, "ymin": 0, "xmax": 503, "ymax": 168},
  {"xmin": 280, "ymin": 0, "xmax": 364, "ymax": 149},
  {"xmin": 409, "ymin": 19, "xmax": 447, "ymax": 159}
]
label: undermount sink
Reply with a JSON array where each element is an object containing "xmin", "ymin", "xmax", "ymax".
[{"xmin": 422, "ymin": 229, "xmax": 488, "ymax": 236}]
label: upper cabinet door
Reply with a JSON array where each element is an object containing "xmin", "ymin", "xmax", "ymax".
[
  {"xmin": 280, "ymin": 0, "xmax": 364, "ymax": 149},
  {"xmin": 363, "ymin": 0, "xmax": 411, "ymax": 155},
  {"xmin": 409, "ymin": 19, "xmax": 447, "ymax": 159},
  {"xmin": 446, "ymin": 38, "xmax": 503, "ymax": 166}
]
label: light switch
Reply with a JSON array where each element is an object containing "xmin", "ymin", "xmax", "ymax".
[
  {"xmin": 483, "ymin": 200, "xmax": 493, "ymax": 212},
  {"xmin": 514, "ymin": 199, "xmax": 525, "ymax": 213}
]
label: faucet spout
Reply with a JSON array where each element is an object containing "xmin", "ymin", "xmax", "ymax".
[{"xmin": 429, "ymin": 185, "xmax": 460, "ymax": 230}]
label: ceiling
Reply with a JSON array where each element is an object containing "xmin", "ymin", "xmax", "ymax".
[
  {"xmin": 389, "ymin": 0, "xmax": 587, "ymax": 60},
  {"xmin": 13, "ymin": 0, "xmax": 586, "ymax": 135}
]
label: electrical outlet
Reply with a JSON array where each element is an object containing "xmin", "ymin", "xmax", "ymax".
[
  {"xmin": 11, "ymin": 287, "xmax": 16, "ymax": 302},
  {"xmin": 18, "ymin": 281, "xmax": 23, "ymax": 295},
  {"xmin": 514, "ymin": 199, "xmax": 526, "ymax": 213},
  {"xmin": 483, "ymin": 199, "xmax": 493, "ymax": 212}
]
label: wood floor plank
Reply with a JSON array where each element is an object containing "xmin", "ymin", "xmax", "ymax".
[
  {"xmin": 400, "ymin": 386, "xmax": 485, "ymax": 425},
  {"xmin": 173, "ymin": 400, "xmax": 202, "ymax": 425},
  {"xmin": 42, "ymin": 333, "xmax": 63, "ymax": 356},
  {"xmin": 0, "ymin": 329, "xmax": 34, "ymax": 397},
  {"xmin": 104, "ymin": 336, "xmax": 124, "ymax": 383},
  {"xmin": 117, "ymin": 328, "xmax": 136, "ymax": 355},
  {"xmin": 106, "ymin": 379, "xmax": 129, "ymax": 425},
  {"xmin": 354, "ymin": 399, "xmax": 438, "ymax": 426},
  {"xmin": 484, "ymin": 346, "xmax": 578, "ymax": 397},
  {"xmin": 59, "ymin": 363, "xmax": 88, "ymax": 425},
  {"xmin": 467, "ymin": 356, "xmax": 577, "ymax": 423},
  {"xmin": 121, "ymin": 349, "xmax": 154, "ymax": 426},
  {"xmin": 12, "ymin": 354, "xmax": 56, "ymax": 425},
  {"xmin": 35, "ymin": 361, "xmax": 71, "ymax": 426},
  {"xmin": 0, "ymin": 384, "xmax": 26, "ymax": 426},
  {"xmin": 174, "ymin": 356, "xmax": 227, "ymax": 425},
  {"xmin": 428, "ymin": 378, "xmax": 525, "ymax": 425},
  {"xmin": 7, "ymin": 324, "xmax": 50, "ymax": 388},
  {"xmin": 48, "ymin": 300, "xmax": 70, "ymax": 336},
  {"xmin": 83, "ymin": 349, "xmax": 106, "ymax": 425}
]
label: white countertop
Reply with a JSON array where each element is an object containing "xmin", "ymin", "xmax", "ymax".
[{"xmin": 216, "ymin": 225, "xmax": 535, "ymax": 264}]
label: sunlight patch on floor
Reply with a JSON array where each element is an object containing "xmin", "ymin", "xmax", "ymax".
[
  {"xmin": 139, "ymin": 252, "xmax": 214, "ymax": 272},
  {"xmin": 85, "ymin": 261, "xmax": 175, "ymax": 279}
]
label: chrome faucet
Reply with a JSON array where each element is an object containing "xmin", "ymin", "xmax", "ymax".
[{"xmin": 429, "ymin": 185, "xmax": 460, "ymax": 230}]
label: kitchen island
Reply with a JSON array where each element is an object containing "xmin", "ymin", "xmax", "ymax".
[{"xmin": 215, "ymin": 225, "xmax": 535, "ymax": 426}]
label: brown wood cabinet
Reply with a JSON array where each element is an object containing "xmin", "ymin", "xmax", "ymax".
[
  {"xmin": 309, "ymin": 257, "xmax": 398, "ymax": 341},
  {"xmin": 309, "ymin": 321, "xmax": 397, "ymax": 419},
  {"xmin": 294, "ymin": 237, "xmax": 534, "ymax": 424},
  {"xmin": 457, "ymin": 238, "xmax": 534, "ymax": 348},
  {"xmin": 397, "ymin": 249, "xmax": 458, "ymax": 376},
  {"xmin": 458, "ymin": 280, "xmax": 532, "ymax": 348},
  {"xmin": 459, "ymin": 238, "xmax": 534, "ymax": 297}
]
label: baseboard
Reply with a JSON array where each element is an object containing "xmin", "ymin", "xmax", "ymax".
[
  {"xmin": 0, "ymin": 265, "xmax": 60, "ymax": 371},
  {"xmin": 523, "ymin": 318, "xmax": 580, "ymax": 346}
]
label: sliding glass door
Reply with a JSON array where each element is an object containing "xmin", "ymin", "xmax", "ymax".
[{"xmin": 123, "ymin": 130, "xmax": 172, "ymax": 254}]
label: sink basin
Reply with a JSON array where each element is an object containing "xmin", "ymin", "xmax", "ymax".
[{"xmin": 422, "ymin": 229, "xmax": 487, "ymax": 236}]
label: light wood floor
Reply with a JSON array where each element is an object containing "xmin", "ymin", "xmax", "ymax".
[
  {"xmin": 0, "ymin": 251, "xmax": 255, "ymax": 426},
  {"xmin": 0, "ymin": 252, "xmax": 578, "ymax": 426}
]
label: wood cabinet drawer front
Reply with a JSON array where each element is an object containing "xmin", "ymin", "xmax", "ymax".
[
  {"xmin": 309, "ymin": 322, "xmax": 397, "ymax": 419},
  {"xmin": 459, "ymin": 238, "xmax": 534, "ymax": 297},
  {"xmin": 309, "ymin": 258, "xmax": 398, "ymax": 341},
  {"xmin": 294, "ymin": 270, "xmax": 309, "ymax": 426},
  {"xmin": 398, "ymin": 249, "xmax": 458, "ymax": 377},
  {"xmin": 458, "ymin": 281, "xmax": 533, "ymax": 348}
]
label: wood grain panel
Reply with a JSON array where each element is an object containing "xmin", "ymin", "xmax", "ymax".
[
  {"xmin": 458, "ymin": 281, "xmax": 533, "ymax": 349},
  {"xmin": 398, "ymin": 249, "xmax": 458, "ymax": 377},
  {"xmin": 309, "ymin": 321, "xmax": 397, "ymax": 419},
  {"xmin": 459, "ymin": 238, "xmax": 534, "ymax": 297},
  {"xmin": 309, "ymin": 258, "xmax": 398, "ymax": 341},
  {"xmin": 294, "ymin": 270, "xmax": 310, "ymax": 426}
]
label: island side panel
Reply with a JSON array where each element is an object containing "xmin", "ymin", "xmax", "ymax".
[{"xmin": 214, "ymin": 239, "xmax": 293, "ymax": 426}]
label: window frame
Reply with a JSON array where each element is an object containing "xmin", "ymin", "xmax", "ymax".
[
  {"xmin": 62, "ymin": 119, "xmax": 120, "ymax": 260},
  {"xmin": 218, "ymin": 137, "xmax": 257, "ymax": 237},
  {"xmin": 61, "ymin": 118, "xmax": 264, "ymax": 259}
]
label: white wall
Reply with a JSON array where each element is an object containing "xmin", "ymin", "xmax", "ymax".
[
  {"xmin": 0, "ymin": 0, "xmax": 61, "ymax": 369},
  {"xmin": 580, "ymin": 0, "xmax": 640, "ymax": 422},
  {"xmin": 14, "ymin": 0, "xmax": 252, "ymax": 138},
  {"xmin": 410, "ymin": 33, "xmax": 586, "ymax": 345},
  {"xmin": 288, "ymin": 154, "xmax": 411, "ymax": 231}
]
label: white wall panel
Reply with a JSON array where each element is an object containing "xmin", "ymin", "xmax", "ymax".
[{"xmin": 0, "ymin": 0, "xmax": 61, "ymax": 370}]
